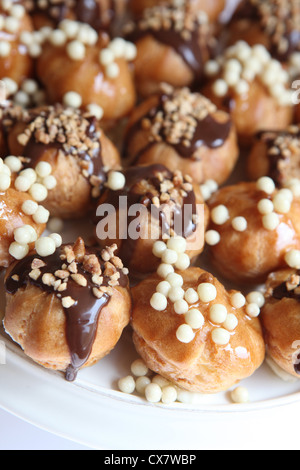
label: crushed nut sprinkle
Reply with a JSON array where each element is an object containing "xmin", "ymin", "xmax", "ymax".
[
  {"xmin": 240, "ymin": 0, "xmax": 300, "ymax": 58},
  {"xmin": 141, "ymin": 85, "xmax": 217, "ymax": 156}
]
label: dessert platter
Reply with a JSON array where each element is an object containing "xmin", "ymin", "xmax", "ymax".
[{"xmin": 1, "ymin": 0, "xmax": 300, "ymax": 450}]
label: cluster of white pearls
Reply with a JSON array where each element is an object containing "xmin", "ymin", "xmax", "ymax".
[
  {"xmin": 14, "ymin": 160, "xmax": 57, "ymax": 203},
  {"xmin": 2, "ymin": 77, "xmax": 46, "ymax": 108},
  {"xmin": 99, "ymin": 37, "xmax": 137, "ymax": 78},
  {"xmin": 205, "ymin": 41, "xmax": 293, "ymax": 107},
  {"xmin": 256, "ymin": 176, "xmax": 294, "ymax": 231},
  {"xmin": 0, "ymin": 0, "xmax": 26, "ymax": 57},
  {"xmin": 200, "ymin": 179, "xmax": 218, "ymax": 202}
]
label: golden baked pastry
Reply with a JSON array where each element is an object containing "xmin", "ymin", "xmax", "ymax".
[
  {"xmin": 124, "ymin": 85, "xmax": 239, "ymax": 186},
  {"xmin": 95, "ymin": 164, "xmax": 209, "ymax": 278},
  {"xmin": 228, "ymin": 0, "xmax": 300, "ymax": 62},
  {"xmin": 3, "ymin": 237, "xmax": 131, "ymax": 381},
  {"xmin": 6, "ymin": 104, "xmax": 121, "ymax": 219},
  {"xmin": 129, "ymin": 0, "xmax": 226, "ymax": 23},
  {"xmin": 247, "ymin": 125, "xmax": 300, "ymax": 187},
  {"xmin": 131, "ymin": 267, "xmax": 265, "ymax": 394},
  {"xmin": 207, "ymin": 180, "xmax": 300, "ymax": 284},
  {"xmin": 35, "ymin": 25, "xmax": 137, "ymax": 126},
  {"xmin": 123, "ymin": 3, "xmax": 217, "ymax": 96},
  {"xmin": 262, "ymin": 265, "xmax": 300, "ymax": 378},
  {"xmin": 202, "ymin": 42, "xmax": 294, "ymax": 143}
]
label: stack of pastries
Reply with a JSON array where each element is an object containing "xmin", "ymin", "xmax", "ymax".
[{"xmin": 1, "ymin": 0, "xmax": 300, "ymax": 401}]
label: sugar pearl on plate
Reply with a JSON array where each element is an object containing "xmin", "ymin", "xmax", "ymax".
[
  {"xmin": 131, "ymin": 359, "xmax": 149, "ymax": 377},
  {"xmin": 145, "ymin": 383, "xmax": 162, "ymax": 403},
  {"xmin": 135, "ymin": 376, "xmax": 151, "ymax": 395},
  {"xmin": 231, "ymin": 386, "xmax": 249, "ymax": 404},
  {"xmin": 161, "ymin": 386, "xmax": 177, "ymax": 405},
  {"xmin": 118, "ymin": 375, "xmax": 136, "ymax": 394}
]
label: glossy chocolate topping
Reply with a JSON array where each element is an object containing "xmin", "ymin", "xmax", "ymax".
[{"xmin": 5, "ymin": 240, "xmax": 128, "ymax": 381}]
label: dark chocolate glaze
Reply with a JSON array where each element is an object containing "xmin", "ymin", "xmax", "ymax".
[
  {"xmin": 5, "ymin": 244, "xmax": 128, "ymax": 381},
  {"xmin": 125, "ymin": 93, "xmax": 232, "ymax": 162},
  {"xmin": 127, "ymin": 25, "xmax": 205, "ymax": 83},
  {"xmin": 256, "ymin": 128, "xmax": 300, "ymax": 186},
  {"xmin": 95, "ymin": 164, "xmax": 197, "ymax": 267}
]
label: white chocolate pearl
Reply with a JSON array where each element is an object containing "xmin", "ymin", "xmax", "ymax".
[
  {"xmin": 153, "ymin": 241, "xmax": 167, "ymax": 258},
  {"xmin": 29, "ymin": 183, "xmax": 48, "ymax": 202},
  {"xmin": 0, "ymin": 173, "xmax": 10, "ymax": 191},
  {"xmin": 231, "ymin": 292, "xmax": 246, "ymax": 308},
  {"xmin": 9, "ymin": 242, "xmax": 29, "ymax": 260},
  {"xmin": 205, "ymin": 230, "xmax": 220, "ymax": 246},
  {"xmin": 157, "ymin": 263, "xmax": 174, "ymax": 278},
  {"xmin": 161, "ymin": 386, "xmax": 177, "ymax": 405},
  {"xmin": 212, "ymin": 328, "xmax": 231, "ymax": 345},
  {"xmin": 257, "ymin": 176, "xmax": 276, "ymax": 195},
  {"xmin": 22, "ymin": 200, "xmax": 38, "ymax": 215},
  {"xmin": 156, "ymin": 281, "xmax": 171, "ymax": 297},
  {"xmin": 49, "ymin": 233, "xmax": 62, "ymax": 248},
  {"xmin": 124, "ymin": 42, "xmax": 137, "ymax": 61},
  {"xmin": 14, "ymin": 175, "xmax": 31, "ymax": 192},
  {"xmin": 106, "ymin": 63, "xmax": 120, "ymax": 79},
  {"xmin": 262, "ymin": 213, "xmax": 280, "ymax": 231},
  {"xmin": 213, "ymin": 79, "xmax": 228, "ymax": 97},
  {"xmin": 32, "ymin": 205, "xmax": 50, "ymax": 224},
  {"xmin": 272, "ymin": 193, "xmax": 291, "ymax": 214},
  {"xmin": 166, "ymin": 272, "xmax": 183, "ymax": 287},
  {"xmin": 232, "ymin": 216, "xmax": 247, "ymax": 232},
  {"xmin": 145, "ymin": 383, "xmax": 162, "ymax": 403},
  {"xmin": 150, "ymin": 292, "xmax": 168, "ymax": 311},
  {"xmin": 185, "ymin": 309, "xmax": 204, "ymax": 329},
  {"xmin": 198, "ymin": 283, "xmax": 217, "ymax": 303},
  {"xmin": 175, "ymin": 253, "xmax": 190, "ymax": 271},
  {"xmin": 35, "ymin": 237, "xmax": 56, "ymax": 257},
  {"xmin": 86, "ymin": 103, "xmax": 104, "ymax": 120},
  {"xmin": 174, "ymin": 299, "xmax": 189, "ymax": 315},
  {"xmin": 0, "ymin": 40, "xmax": 11, "ymax": 57},
  {"xmin": 66, "ymin": 40, "xmax": 85, "ymax": 60},
  {"xmin": 209, "ymin": 304, "xmax": 228, "ymax": 324},
  {"xmin": 246, "ymin": 291, "xmax": 265, "ymax": 308},
  {"xmin": 167, "ymin": 237, "xmax": 187, "ymax": 253},
  {"xmin": 106, "ymin": 171, "xmax": 126, "ymax": 190},
  {"xmin": 285, "ymin": 250, "xmax": 300, "ymax": 269},
  {"xmin": 63, "ymin": 91, "xmax": 82, "ymax": 108},
  {"xmin": 99, "ymin": 48, "xmax": 114, "ymax": 65},
  {"xmin": 176, "ymin": 324, "xmax": 195, "ymax": 343},
  {"xmin": 211, "ymin": 205, "xmax": 229, "ymax": 225},
  {"xmin": 109, "ymin": 38, "xmax": 127, "ymax": 58},
  {"xmin": 35, "ymin": 161, "xmax": 52, "ymax": 178},
  {"xmin": 168, "ymin": 287, "xmax": 185, "ymax": 303},
  {"xmin": 131, "ymin": 359, "xmax": 149, "ymax": 377},
  {"xmin": 161, "ymin": 249, "xmax": 178, "ymax": 265},
  {"xmin": 246, "ymin": 303, "xmax": 260, "ymax": 318},
  {"xmin": 20, "ymin": 168, "xmax": 37, "ymax": 185},
  {"xmin": 231, "ymin": 386, "xmax": 249, "ymax": 404},
  {"xmin": 184, "ymin": 288, "xmax": 199, "ymax": 304},
  {"xmin": 223, "ymin": 314, "xmax": 238, "ymax": 331},
  {"xmin": 135, "ymin": 376, "xmax": 151, "ymax": 395},
  {"xmin": 14, "ymin": 225, "xmax": 36, "ymax": 244},
  {"xmin": 4, "ymin": 156, "xmax": 22, "ymax": 172},
  {"xmin": 43, "ymin": 175, "xmax": 57, "ymax": 190},
  {"xmin": 118, "ymin": 376, "xmax": 136, "ymax": 394},
  {"xmin": 257, "ymin": 198, "xmax": 274, "ymax": 215}
]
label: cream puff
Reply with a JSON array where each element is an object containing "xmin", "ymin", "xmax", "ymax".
[
  {"xmin": 124, "ymin": 85, "xmax": 239, "ymax": 186},
  {"xmin": 131, "ymin": 266, "xmax": 265, "ymax": 394},
  {"xmin": 207, "ymin": 179, "xmax": 300, "ymax": 284},
  {"xmin": 202, "ymin": 41, "xmax": 294, "ymax": 143},
  {"xmin": 124, "ymin": 3, "xmax": 217, "ymax": 96},
  {"xmin": 95, "ymin": 164, "xmax": 209, "ymax": 278},
  {"xmin": 3, "ymin": 237, "xmax": 131, "ymax": 381},
  {"xmin": 5, "ymin": 103, "xmax": 121, "ymax": 219}
]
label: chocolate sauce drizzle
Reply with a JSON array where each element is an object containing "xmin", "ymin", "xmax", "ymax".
[
  {"xmin": 96, "ymin": 164, "xmax": 197, "ymax": 268},
  {"xmin": 5, "ymin": 244, "xmax": 128, "ymax": 381}
]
